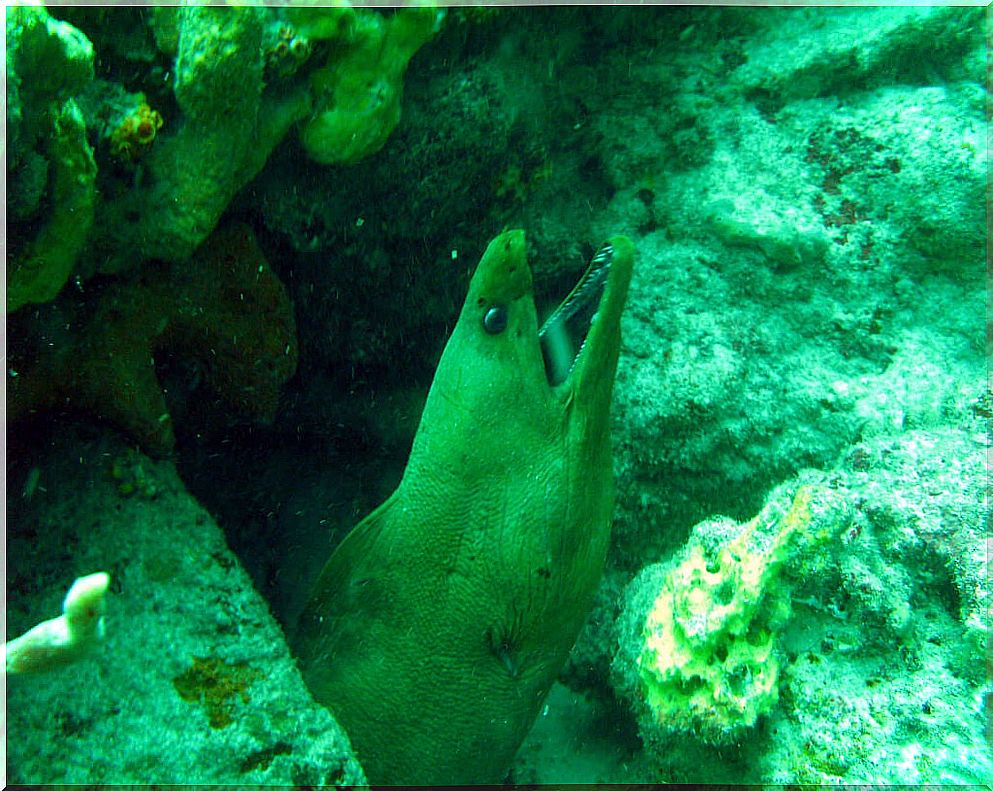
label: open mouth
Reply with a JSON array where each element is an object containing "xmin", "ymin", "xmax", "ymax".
[{"xmin": 538, "ymin": 242, "xmax": 614, "ymax": 387}]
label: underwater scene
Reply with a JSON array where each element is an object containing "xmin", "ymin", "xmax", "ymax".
[{"xmin": 4, "ymin": 3, "xmax": 989, "ymax": 786}]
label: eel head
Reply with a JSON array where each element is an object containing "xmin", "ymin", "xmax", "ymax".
[{"xmin": 408, "ymin": 228, "xmax": 634, "ymax": 482}]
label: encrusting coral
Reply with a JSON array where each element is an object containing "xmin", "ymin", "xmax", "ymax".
[
  {"xmin": 6, "ymin": 5, "xmax": 449, "ymax": 455},
  {"xmin": 8, "ymin": 224, "xmax": 299, "ymax": 455}
]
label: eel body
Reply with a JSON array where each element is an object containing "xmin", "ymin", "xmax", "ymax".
[{"xmin": 294, "ymin": 230, "xmax": 634, "ymax": 784}]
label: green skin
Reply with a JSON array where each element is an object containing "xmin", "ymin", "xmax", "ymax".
[{"xmin": 294, "ymin": 230, "xmax": 634, "ymax": 784}]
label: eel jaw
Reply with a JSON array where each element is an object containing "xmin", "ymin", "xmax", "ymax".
[{"xmin": 538, "ymin": 242, "xmax": 618, "ymax": 389}]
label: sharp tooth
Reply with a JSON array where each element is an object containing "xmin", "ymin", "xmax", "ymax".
[
  {"xmin": 539, "ymin": 241, "xmax": 614, "ymax": 386},
  {"xmin": 591, "ymin": 244, "xmax": 613, "ymax": 267}
]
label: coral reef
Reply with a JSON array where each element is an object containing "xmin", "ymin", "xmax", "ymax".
[
  {"xmin": 7, "ymin": 7, "xmax": 97, "ymax": 312},
  {"xmin": 78, "ymin": 6, "xmax": 443, "ymax": 273},
  {"xmin": 4, "ymin": 5, "xmax": 987, "ymax": 786},
  {"xmin": 8, "ymin": 224, "xmax": 298, "ymax": 455},
  {"xmin": 95, "ymin": 7, "xmax": 311, "ymax": 269}
]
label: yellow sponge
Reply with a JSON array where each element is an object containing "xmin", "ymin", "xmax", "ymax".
[{"xmin": 636, "ymin": 487, "xmax": 822, "ymax": 744}]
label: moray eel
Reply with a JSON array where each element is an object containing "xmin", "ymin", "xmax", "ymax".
[{"xmin": 294, "ymin": 230, "xmax": 634, "ymax": 784}]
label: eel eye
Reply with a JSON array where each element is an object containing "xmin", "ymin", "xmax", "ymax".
[{"xmin": 483, "ymin": 305, "xmax": 508, "ymax": 335}]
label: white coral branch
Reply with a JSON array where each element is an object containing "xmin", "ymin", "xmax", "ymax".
[{"xmin": 5, "ymin": 572, "xmax": 110, "ymax": 674}]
